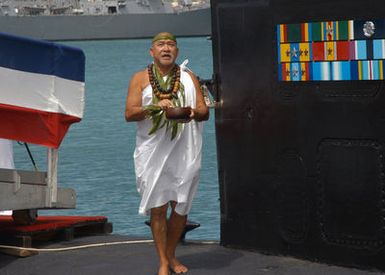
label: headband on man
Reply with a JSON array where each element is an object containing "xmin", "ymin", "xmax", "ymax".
[{"xmin": 152, "ymin": 33, "xmax": 177, "ymax": 43}]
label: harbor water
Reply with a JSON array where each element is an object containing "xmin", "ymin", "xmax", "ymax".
[{"xmin": 12, "ymin": 37, "xmax": 219, "ymax": 240}]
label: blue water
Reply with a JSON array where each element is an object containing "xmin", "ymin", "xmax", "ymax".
[{"xmin": 12, "ymin": 37, "xmax": 219, "ymax": 240}]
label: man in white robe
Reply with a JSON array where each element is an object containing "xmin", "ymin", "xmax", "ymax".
[{"xmin": 125, "ymin": 32, "xmax": 209, "ymax": 275}]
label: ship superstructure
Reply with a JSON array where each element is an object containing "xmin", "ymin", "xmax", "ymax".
[{"xmin": 0, "ymin": 0, "xmax": 211, "ymax": 40}]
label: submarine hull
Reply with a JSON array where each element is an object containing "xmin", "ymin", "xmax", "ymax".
[{"xmin": 212, "ymin": 0, "xmax": 385, "ymax": 270}]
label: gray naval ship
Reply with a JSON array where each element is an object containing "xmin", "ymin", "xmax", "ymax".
[{"xmin": 0, "ymin": 0, "xmax": 211, "ymax": 40}]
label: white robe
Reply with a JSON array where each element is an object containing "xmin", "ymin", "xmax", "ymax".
[{"xmin": 134, "ymin": 62, "xmax": 203, "ymax": 216}]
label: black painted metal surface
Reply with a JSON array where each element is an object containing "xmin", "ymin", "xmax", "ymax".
[{"xmin": 211, "ymin": 0, "xmax": 385, "ymax": 270}]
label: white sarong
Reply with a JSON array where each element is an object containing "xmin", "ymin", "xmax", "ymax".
[{"xmin": 134, "ymin": 62, "xmax": 203, "ymax": 216}]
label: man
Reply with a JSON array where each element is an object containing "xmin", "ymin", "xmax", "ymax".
[{"xmin": 125, "ymin": 32, "xmax": 209, "ymax": 275}]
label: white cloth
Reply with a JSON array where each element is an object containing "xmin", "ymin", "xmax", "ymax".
[
  {"xmin": 0, "ymin": 138, "xmax": 14, "ymax": 215},
  {"xmin": 0, "ymin": 138, "xmax": 14, "ymax": 169},
  {"xmin": 134, "ymin": 61, "xmax": 203, "ymax": 216}
]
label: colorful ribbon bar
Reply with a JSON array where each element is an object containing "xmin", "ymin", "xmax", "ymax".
[
  {"xmin": 278, "ymin": 60, "xmax": 385, "ymax": 81},
  {"xmin": 277, "ymin": 19, "xmax": 385, "ymax": 81}
]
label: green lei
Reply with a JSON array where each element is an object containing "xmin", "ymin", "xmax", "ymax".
[{"xmin": 145, "ymin": 64, "xmax": 186, "ymax": 140}]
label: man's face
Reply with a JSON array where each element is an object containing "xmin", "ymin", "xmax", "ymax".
[{"xmin": 150, "ymin": 39, "xmax": 179, "ymax": 67}]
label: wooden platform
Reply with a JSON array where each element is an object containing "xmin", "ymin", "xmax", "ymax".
[{"xmin": 0, "ymin": 216, "xmax": 112, "ymax": 248}]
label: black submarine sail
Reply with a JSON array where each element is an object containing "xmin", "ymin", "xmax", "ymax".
[{"xmin": 211, "ymin": 0, "xmax": 385, "ymax": 270}]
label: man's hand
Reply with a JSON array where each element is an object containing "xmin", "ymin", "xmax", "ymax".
[
  {"xmin": 189, "ymin": 108, "xmax": 195, "ymax": 119},
  {"xmin": 157, "ymin": 99, "xmax": 174, "ymax": 109}
]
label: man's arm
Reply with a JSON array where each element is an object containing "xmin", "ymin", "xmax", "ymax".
[
  {"xmin": 125, "ymin": 70, "xmax": 148, "ymax": 122},
  {"xmin": 188, "ymin": 71, "xmax": 209, "ymax": 121}
]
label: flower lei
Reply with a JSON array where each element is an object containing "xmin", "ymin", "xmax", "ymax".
[{"xmin": 144, "ymin": 63, "xmax": 185, "ymax": 140}]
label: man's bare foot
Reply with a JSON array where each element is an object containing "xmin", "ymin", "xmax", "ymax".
[
  {"xmin": 158, "ymin": 264, "xmax": 170, "ymax": 275},
  {"xmin": 169, "ymin": 258, "xmax": 188, "ymax": 274}
]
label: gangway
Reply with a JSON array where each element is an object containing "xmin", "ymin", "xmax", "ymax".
[{"xmin": 0, "ymin": 149, "xmax": 76, "ymax": 224}]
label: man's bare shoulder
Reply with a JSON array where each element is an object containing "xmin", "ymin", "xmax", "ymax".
[
  {"xmin": 186, "ymin": 70, "xmax": 200, "ymax": 84},
  {"xmin": 130, "ymin": 68, "xmax": 149, "ymax": 91},
  {"xmin": 131, "ymin": 69, "xmax": 148, "ymax": 82}
]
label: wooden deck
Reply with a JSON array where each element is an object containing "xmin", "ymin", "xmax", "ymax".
[{"xmin": 0, "ymin": 216, "xmax": 112, "ymax": 248}]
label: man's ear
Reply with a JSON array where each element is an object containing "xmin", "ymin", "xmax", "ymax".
[{"xmin": 149, "ymin": 47, "xmax": 154, "ymax": 58}]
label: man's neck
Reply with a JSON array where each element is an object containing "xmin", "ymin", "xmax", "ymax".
[{"xmin": 155, "ymin": 63, "xmax": 175, "ymax": 76}]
